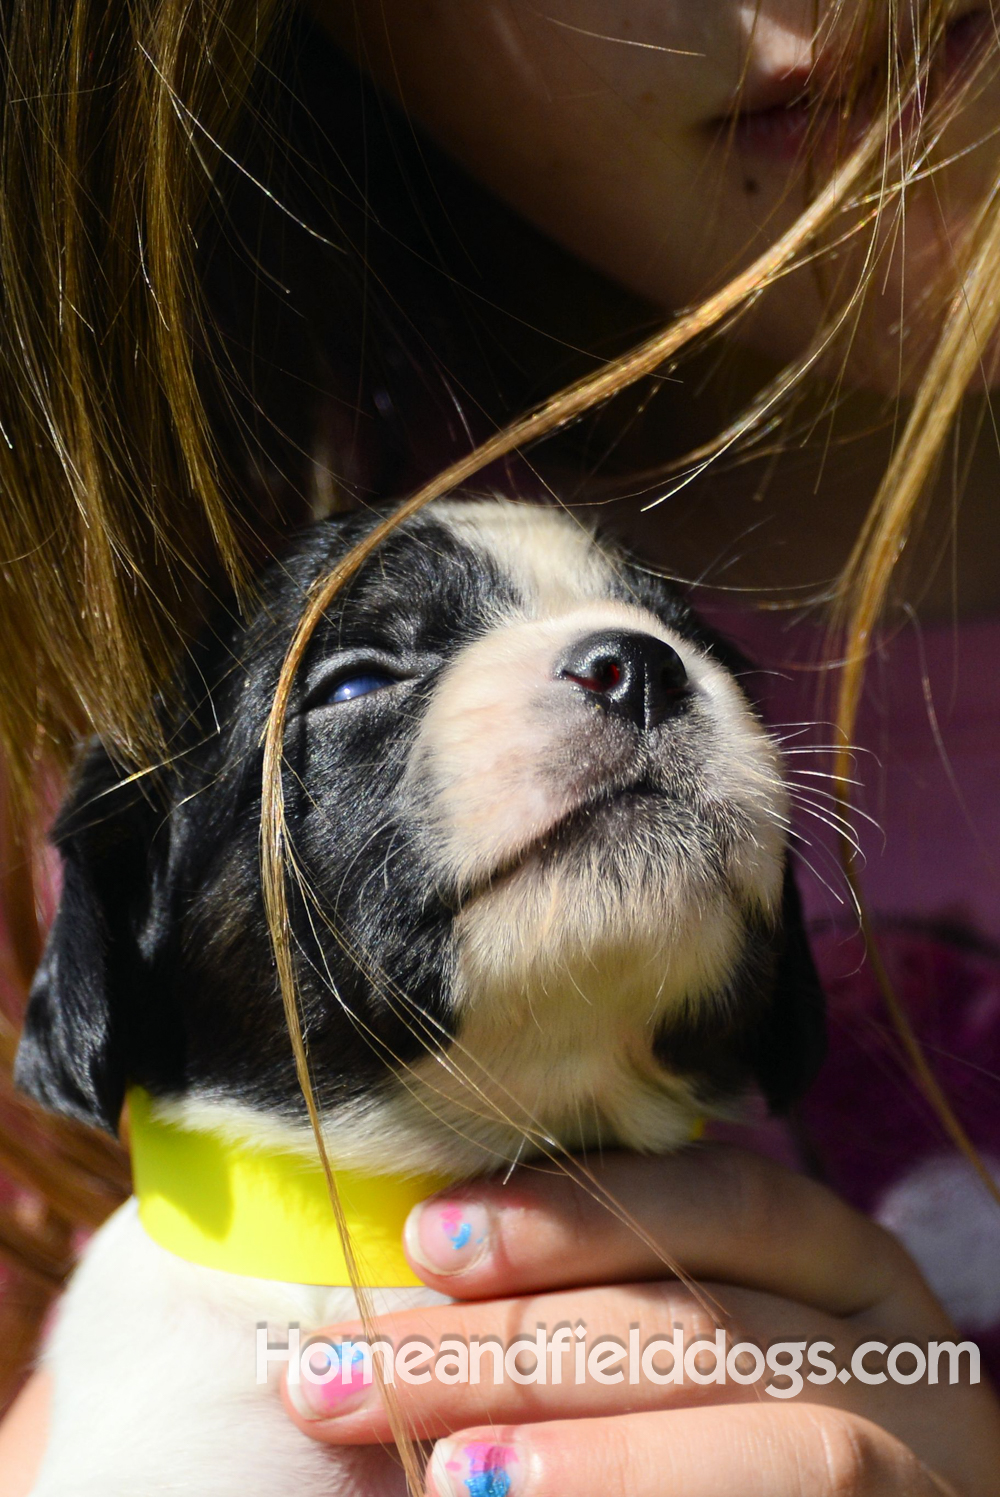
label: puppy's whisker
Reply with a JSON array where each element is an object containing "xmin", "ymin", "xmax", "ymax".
[
  {"xmin": 786, "ymin": 787, "xmax": 864, "ymax": 836},
  {"xmin": 787, "ymin": 795, "xmax": 866, "ymax": 861},
  {"xmin": 773, "ymin": 737, "xmax": 873, "ymax": 758},
  {"xmin": 786, "ymin": 784, "xmax": 885, "ymax": 844},
  {"xmin": 786, "ymin": 767, "xmax": 865, "ymax": 787},
  {"xmin": 778, "ymin": 831, "xmax": 851, "ymax": 908}
]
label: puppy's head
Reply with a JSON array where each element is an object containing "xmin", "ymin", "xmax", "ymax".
[{"xmin": 17, "ymin": 501, "xmax": 824, "ymax": 1173}]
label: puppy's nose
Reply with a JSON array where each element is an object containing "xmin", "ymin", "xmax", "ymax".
[{"xmin": 557, "ymin": 629, "xmax": 689, "ymax": 730}]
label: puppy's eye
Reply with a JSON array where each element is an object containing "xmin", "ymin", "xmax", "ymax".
[
  {"xmin": 325, "ymin": 671, "xmax": 396, "ymax": 704},
  {"xmin": 304, "ymin": 653, "xmax": 419, "ymax": 711}
]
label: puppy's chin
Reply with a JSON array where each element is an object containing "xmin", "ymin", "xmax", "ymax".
[
  {"xmin": 386, "ymin": 797, "xmax": 751, "ymax": 1164},
  {"xmin": 452, "ymin": 792, "xmax": 749, "ymax": 1016}
]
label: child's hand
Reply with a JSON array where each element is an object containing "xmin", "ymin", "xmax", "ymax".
[{"xmin": 285, "ymin": 1145, "xmax": 1000, "ymax": 1495}]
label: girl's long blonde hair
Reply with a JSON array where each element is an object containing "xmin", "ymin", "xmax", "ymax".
[{"xmin": 1, "ymin": 0, "xmax": 999, "ymax": 1447}]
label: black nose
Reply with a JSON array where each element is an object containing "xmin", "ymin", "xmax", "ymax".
[{"xmin": 556, "ymin": 629, "xmax": 689, "ymax": 731}]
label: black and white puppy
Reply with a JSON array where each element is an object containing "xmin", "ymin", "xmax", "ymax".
[{"xmin": 16, "ymin": 499, "xmax": 824, "ymax": 1497}]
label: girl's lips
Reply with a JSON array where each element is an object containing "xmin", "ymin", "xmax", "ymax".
[{"xmin": 718, "ymin": 6, "xmax": 995, "ymax": 164}]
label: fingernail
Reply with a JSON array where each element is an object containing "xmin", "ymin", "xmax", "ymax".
[
  {"xmin": 430, "ymin": 1437, "xmax": 521, "ymax": 1497},
  {"xmin": 286, "ymin": 1340, "xmax": 373, "ymax": 1421},
  {"xmin": 405, "ymin": 1198, "xmax": 491, "ymax": 1276}
]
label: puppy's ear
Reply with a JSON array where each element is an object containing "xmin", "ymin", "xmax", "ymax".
[
  {"xmin": 752, "ymin": 863, "xmax": 827, "ymax": 1113},
  {"xmin": 15, "ymin": 745, "xmax": 164, "ymax": 1134}
]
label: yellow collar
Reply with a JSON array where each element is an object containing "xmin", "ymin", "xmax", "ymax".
[{"xmin": 128, "ymin": 1088, "xmax": 450, "ymax": 1286}]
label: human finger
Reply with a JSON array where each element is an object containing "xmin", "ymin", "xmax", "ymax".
[
  {"xmin": 423, "ymin": 1405, "xmax": 952, "ymax": 1497},
  {"xmin": 402, "ymin": 1145, "xmax": 932, "ymax": 1320}
]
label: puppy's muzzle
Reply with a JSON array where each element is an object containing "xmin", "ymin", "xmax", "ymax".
[{"xmin": 557, "ymin": 627, "xmax": 689, "ymax": 731}]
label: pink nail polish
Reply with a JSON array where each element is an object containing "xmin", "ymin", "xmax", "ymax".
[
  {"xmin": 286, "ymin": 1340, "xmax": 373, "ymax": 1421},
  {"xmin": 405, "ymin": 1199, "xmax": 490, "ymax": 1275},
  {"xmin": 431, "ymin": 1438, "xmax": 520, "ymax": 1497}
]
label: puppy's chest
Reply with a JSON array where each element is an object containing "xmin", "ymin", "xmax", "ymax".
[{"xmin": 38, "ymin": 1201, "xmax": 446, "ymax": 1497}]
